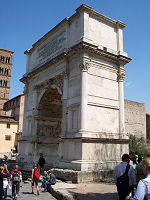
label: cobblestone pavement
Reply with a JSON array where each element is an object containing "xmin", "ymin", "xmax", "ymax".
[{"xmin": 6, "ymin": 181, "xmax": 57, "ymax": 200}]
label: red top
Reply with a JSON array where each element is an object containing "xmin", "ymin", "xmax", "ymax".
[{"xmin": 11, "ymin": 169, "xmax": 21, "ymax": 175}]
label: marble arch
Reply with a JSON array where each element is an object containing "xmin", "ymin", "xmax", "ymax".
[
  {"xmin": 36, "ymin": 86, "xmax": 62, "ymax": 165},
  {"xmin": 19, "ymin": 4, "xmax": 131, "ymax": 182}
]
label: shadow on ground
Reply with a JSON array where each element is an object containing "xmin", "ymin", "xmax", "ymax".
[
  {"xmin": 69, "ymin": 192, "xmax": 119, "ymax": 200},
  {"xmin": 22, "ymin": 191, "xmax": 34, "ymax": 194},
  {"xmin": 5, "ymin": 195, "xmax": 12, "ymax": 200}
]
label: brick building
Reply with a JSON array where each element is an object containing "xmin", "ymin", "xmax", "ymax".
[
  {"xmin": 0, "ymin": 48, "xmax": 20, "ymax": 156},
  {"xmin": 0, "ymin": 48, "xmax": 13, "ymax": 116}
]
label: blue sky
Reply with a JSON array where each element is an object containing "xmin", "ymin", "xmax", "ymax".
[{"xmin": 1, "ymin": 0, "xmax": 150, "ymax": 112}]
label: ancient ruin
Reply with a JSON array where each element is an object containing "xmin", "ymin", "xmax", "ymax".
[{"xmin": 19, "ymin": 4, "xmax": 131, "ymax": 181}]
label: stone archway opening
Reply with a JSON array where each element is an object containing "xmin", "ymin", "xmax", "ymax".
[{"xmin": 37, "ymin": 87, "xmax": 62, "ymax": 167}]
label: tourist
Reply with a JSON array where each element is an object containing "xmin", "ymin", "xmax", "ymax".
[
  {"xmin": 38, "ymin": 154, "xmax": 45, "ymax": 173},
  {"xmin": 31, "ymin": 163, "xmax": 40, "ymax": 195},
  {"xmin": 114, "ymin": 154, "xmax": 136, "ymax": 200},
  {"xmin": 48, "ymin": 171, "xmax": 56, "ymax": 185},
  {"xmin": 3, "ymin": 165, "xmax": 11, "ymax": 200},
  {"xmin": 3, "ymin": 155, "xmax": 8, "ymax": 162},
  {"xmin": 0, "ymin": 164, "xmax": 10, "ymax": 200},
  {"xmin": 11, "ymin": 165, "xmax": 22, "ymax": 199},
  {"xmin": 41, "ymin": 170, "xmax": 50, "ymax": 192},
  {"xmin": 126, "ymin": 157, "xmax": 150, "ymax": 200},
  {"xmin": 135, "ymin": 156, "xmax": 145, "ymax": 184}
]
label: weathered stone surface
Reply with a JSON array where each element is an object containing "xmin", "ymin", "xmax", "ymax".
[
  {"xmin": 50, "ymin": 168, "xmax": 113, "ymax": 183},
  {"xmin": 19, "ymin": 4, "xmax": 131, "ymax": 180},
  {"xmin": 146, "ymin": 114, "xmax": 150, "ymax": 140},
  {"xmin": 124, "ymin": 100, "xmax": 146, "ymax": 138}
]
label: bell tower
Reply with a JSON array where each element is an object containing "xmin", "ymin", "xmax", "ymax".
[{"xmin": 0, "ymin": 48, "xmax": 13, "ymax": 115}]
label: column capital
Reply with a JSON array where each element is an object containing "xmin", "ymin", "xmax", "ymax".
[
  {"xmin": 79, "ymin": 60, "xmax": 91, "ymax": 72},
  {"xmin": 62, "ymin": 71, "xmax": 68, "ymax": 79},
  {"xmin": 117, "ymin": 70, "xmax": 126, "ymax": 82}
]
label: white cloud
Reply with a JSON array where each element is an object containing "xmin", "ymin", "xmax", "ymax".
[{"xmin": 124, "ymin": 81, "xmax": 132, "ymax": 87}]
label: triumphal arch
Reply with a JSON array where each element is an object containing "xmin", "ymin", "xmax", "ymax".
[{"xmin": 19, "ymin": 4, "xmax": 131, "ymax": 181}]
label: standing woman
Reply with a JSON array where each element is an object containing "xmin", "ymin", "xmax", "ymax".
[
  {"xmin": 126, "ymin": 157, "xmax": 150, "ymax": 200},
  {"xmin": 0, "ymin": 164, "xmax": 10, "ymax": 200},
  {"xmin": 31, "ymin": 164, "xmax": 40, "ymax": 195}
]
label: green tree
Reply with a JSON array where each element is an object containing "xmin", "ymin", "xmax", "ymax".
[{"xmin": 129, "ymin": 134, "xmax": 148, "ymax": 162}]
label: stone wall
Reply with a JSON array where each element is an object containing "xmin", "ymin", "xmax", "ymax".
[
  {"xmin": 146, "ymin": 114, "xmax": 150, "ymax": 140},
  {"xmin": 124, "ymin": 100, "xmax": 146, "ymax": 138}
]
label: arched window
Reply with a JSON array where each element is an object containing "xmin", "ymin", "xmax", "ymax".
[
  {"xmin": 0, "ymin": 68, "xmax": 3, "ymax": 74},
  {"xmin": 6, "ymin": 57, "xmax": 10, "ymax": 63},
  {"xmin": 1, "ymin": 56, "xmax": 5, "ymax": 62},
  {"xmin": 5, "ymin": 68, "xmax": 8, "ymax": 75},
  {"xmin": 0, "ymin": 80, "xmax": 2, "ymax": 86},
  {"xmin": 4, "ymin": 80, "xmax": 7, "ymax": 87}
]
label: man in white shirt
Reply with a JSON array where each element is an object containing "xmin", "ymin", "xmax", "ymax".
[{"xmin": 114, "ymin": 154, "xmax": 136, "ymax": 200}]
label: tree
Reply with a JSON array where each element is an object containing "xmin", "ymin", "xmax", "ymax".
[{"xmin": 129, "ymin": 134, "xmax": 148, "ymax": 163}]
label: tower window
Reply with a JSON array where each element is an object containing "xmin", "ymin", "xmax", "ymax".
[
  {"xmin": 4, "ymin": 80, "xmax": 7, "ymax": 86},
  {"xmin": 0, "ymin": 80, "xmax": 2, "ymax": 86},
  {"xmin": 5, "ymin": 68, "xmax": 8, "ymax": 75},
  {"xmin": 0, "ymin": 68, "xmax": 3, "ymax": 74},
  {"xmin": 6, "ymin": 57, "xmax": 10, "ymax": 63},
  {"xmin": 1, "ymin": 56, "xmax": 5, "ymax": 62}
]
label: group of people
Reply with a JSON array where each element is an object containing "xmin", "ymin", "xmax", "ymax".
[
  {"xmin": 3, "ymin": 152, "xmax": 149, "ymax": 200},
  {"xmin": 114, "ymin": 153, "xmax": 150, "ymax": 200},
  {"xmin": 31, "ymin": 163, "xmax": 56, "ymax": 195},
  {"xmin": 0, "ymin": 154, "xmax": 56, "ymax": 200},
  {"xmin": 0, "ymin": 163, "xmax": 22, "ymax": 200}
]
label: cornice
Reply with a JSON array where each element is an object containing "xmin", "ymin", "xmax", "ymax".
[
  {"xmin": 67, "ymin": 41, "xmax": 131, "ymax": 64},
  {"xmin": 60, "ymin": 137, "xmax": 130, "ymax": 144},
  {"xmin": 24, "ymin": 4, "xmax": 126, "ymax": 55},
  {"xmin": 76, "ymin": 4, "xmax": 126, "ymax": 28},
  {"xmin": 0, "ymin": 86, "xmax": 10, "ymax": 89},
  {"xmin": 0, "ymin": 48, "xmax": 14, "ymax": 54},
  {"xmin": 21, "ymin": 41, "xmax": 131, "ymax": 84},
  {"xmin": 0, "ymin": 97, "xmax": 9, "ymax": 100},
  {"xmin": 20, "ymin": 52, "xmax": 66, "ymax": 84},
  {"xmin": 0, "ymin": 74, "xmax": 11, "ymax": 78},
  {"xmin": 0, "ymin": 62, "xmax": 12, "ymax": 66}
]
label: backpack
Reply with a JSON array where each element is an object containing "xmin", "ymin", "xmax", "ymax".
[
  {"xmin": 12, "ymin": 171, "xmax": 20, "ymax": 183},
  {"xmin": 33, "ymin": 168, "xmax": 40, "ymax": 180},
  {"xmin": 116, "ymin": 164, "xmax": 130, "ymax": 192}
]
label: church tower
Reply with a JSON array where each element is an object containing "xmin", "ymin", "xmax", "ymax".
[{"xmin": 0, "ymin": 48, "xmax": 13, "ymax": 115}]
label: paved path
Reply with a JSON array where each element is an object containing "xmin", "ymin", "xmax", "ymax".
[
  {"xmin": 49, "ymin": 181, "xmax": 119, "ymax": 200},
  {"xmin": 6, "ymin": 181, "xmax": 57, "ymax": 200},
  {"xmin": 66, "ymin": 182, "xmax": 119, "ymax": 200}
]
